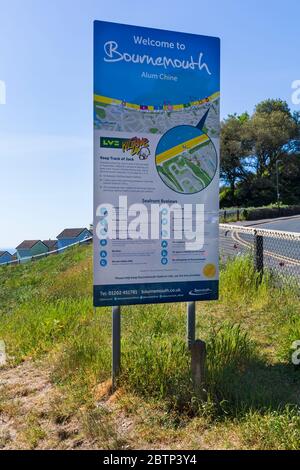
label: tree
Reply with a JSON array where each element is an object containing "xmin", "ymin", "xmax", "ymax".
[
  {"xmin": 254, "ymin": 98, "xmax": 291, "ymax": 116},
  {"xmin": 220, "ymin": 99, "xmax": 300, "ymax": 208},
  {"xmin": 244, "ymin": 99, "xmax": 298, "ymax": 177},
  {"xmin": 279, "ymin": 153, "xmax": 300, "ymax": 204},
  {"xmin": 220, "ymin": 113, "xmax": 249, "ymax": 205}
]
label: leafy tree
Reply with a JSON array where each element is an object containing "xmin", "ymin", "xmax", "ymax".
[
  {"xmin": 254, "ymin": 98, "xmax": 291, "ymax": 116},
  {"xmin": 244, "ymin": 99, "xmax": 297, "ymax": 177},
  {"xmin": 220, "ymin": 99, "xmax": 300, "ymax": 207},
  {"xmin": 279, "ymin": 154, "xmax": 300, "ymax": 204},
  {"xmin": 220, "ymin": 114, "xmax": 250, "ymax": 205}
]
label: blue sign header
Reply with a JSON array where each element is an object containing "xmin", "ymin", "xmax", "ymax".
[{"xmin": 94, "ymin": 21, "xmax": 220, "ymax": 107}]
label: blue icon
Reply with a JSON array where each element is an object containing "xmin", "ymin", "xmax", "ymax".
[
  {"xmin": 161, "ymin": 258, "xmax": 168, "ymax": 265},
  {"xmin": 100, "ymin": 250, "xmax": 107, "ymax": 258},
  {"xmin": 161, "ymin": 208, "xmax": 168, "ymax": 215},
  {"xmin": 100, "ymin": 259, "xmax": 107, "ymax": 267},
  {"xmin": 162, "ymin": 218, "xmax": 168, "ymax": 225},
  {"xmin": 161, "ymin": 241, "xmax": 168, "ymax": 248},
  {"xmin": 100, "ymin": 239, "xmax": 107, "ymax": 246},
  {"xmin": 100, "ymin": 207, "xmax": 108, "ymax": 215},
  {"xmin": 161, "ymin": 250, "xmax": 168, "ymax": 257},
  {"xmin": 100, "ymin": 219, "xmax": 107, "ymax": 226}
]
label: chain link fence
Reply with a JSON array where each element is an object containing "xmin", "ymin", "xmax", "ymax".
[
  {"xmin": 220, "ymin": 223, "xmax": 300, "ymax": 287},
  {"xmin": 2, "ymin": 227, "xmax": 300, "ymax": 289}
]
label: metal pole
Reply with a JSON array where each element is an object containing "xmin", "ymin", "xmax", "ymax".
[
  {"xmin": 112, "ymin": 305, "xmax": 121, "ymax": 390},
  {"xmin": 254, "ymin": 232, "xmax": 264, "ymax": 275},
  {"xmin": 187, "ymin": 301, "xmax": 196, "ymax": 349},
  {"xmin": 276, "ymin": 159, "xmax": 282, "ymax": 211}
]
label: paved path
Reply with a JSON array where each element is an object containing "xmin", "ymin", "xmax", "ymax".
[{"xmin": 238, "ymin": 215, "xmax": 300, "ymax": 233}]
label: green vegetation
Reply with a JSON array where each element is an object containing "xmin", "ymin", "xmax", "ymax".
[
  {"xmin": 219, "ymin": 203, "xmax": 300, "ymax": 223},
  {"xmin": 158, "ymin": 164, "xmax": 183, "ymax": 192},
  {"xmin": 220, "ymin": 99, "xmax": 300, "ymax": 207},
  {"xmin": 184, "ymin": 158, "xmax": 211, "ymax": 186},
  {"xmin": 96, "ymin": 108, "xmax": 106, "ymax": 119},
  {"xmin": 21, "ymin": 413, "xmax": 47, "ymax": 449},
  {"xmin": 0, "ymin": 245, "xmax": 300, "ymax": 449}
]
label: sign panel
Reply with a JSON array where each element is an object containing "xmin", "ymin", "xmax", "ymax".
[{"xmin": 94, "ymin": 21, "xmax": 220, "ymax": 306}]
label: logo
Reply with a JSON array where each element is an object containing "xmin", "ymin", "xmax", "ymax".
[
  {"xmin": 100, "ymin": 136, "xmax": 150, "ymax": 160},
  {"xmin": 189, "ymin": 288, "xmax": 212, "ymax": 296},
  {"xmin": 203, "ymin": 263, "xmax": 216, "ymax": 278},
  {"xmin": 100, "ymin": 137, "xmax": 123, "ymax": 149},
  {"xmin": 122, "ymin": 137, "xmax": 150, "ymax": 159}
]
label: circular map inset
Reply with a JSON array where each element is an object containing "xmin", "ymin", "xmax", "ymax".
[{"xmin": 155, "ymin": 125, "xmax": 217, "ymax": 194}]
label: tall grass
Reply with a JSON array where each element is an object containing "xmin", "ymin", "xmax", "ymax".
[
  {"xmin": 240, "ymin": 406, "xmax": 300, "ymax": 450},
  {"xmin": 1, "ymin": 244, "xmax": 300, "ymax": 441},
  {"xmin": 0, "ymin": 298, "xmax": 92, "ymax": 361},
  {"xmin": 220, "ymin": 255, "xmax": 271, "ymax": 304}
]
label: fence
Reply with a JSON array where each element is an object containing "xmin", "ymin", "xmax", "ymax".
[
  {"xmin": 220, "ymin": 206, "xmax": 300, "ymax": 222},
  {"xmin": 220, "ymin": 208, "xmax": 244, "ymax": 222},
  {"xmin": 0, "ymin": 236, "xmax": 93, "ymax": 267},
  {"xmin": 2, "ymin": 227, "xmax": 300, "ymax": 288},
  {"xmin": 220, "ymin": 223, "xmax": 300, "ymax": 286}
]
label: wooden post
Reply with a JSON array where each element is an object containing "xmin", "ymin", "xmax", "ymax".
[
  {"xmin": 186, "ymin": 302, "xmax": 196, "ymax": 349},
  {"xmin": 191, "ymin": 339, "xmax": 206, "ymax": 398}
]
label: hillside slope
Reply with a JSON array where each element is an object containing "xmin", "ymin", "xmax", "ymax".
[{"xmin": 0, "ymin": 244, "xmax": 300, "ymax": 449}]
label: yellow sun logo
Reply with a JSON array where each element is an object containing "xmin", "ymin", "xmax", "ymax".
[{"xmin": 203, "ymin": 263, "xmax": 216, "ymax": 278}]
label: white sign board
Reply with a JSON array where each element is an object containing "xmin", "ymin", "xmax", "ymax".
[{"xmin": 94, "ymin": 21, "xmax": 220, "ymax": 306}]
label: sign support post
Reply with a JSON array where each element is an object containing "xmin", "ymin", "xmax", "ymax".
[
  {"xmin": 187, "ymin": 301, "xmax": 196, "ymax": 349},
  {"xmin": 112, "ymin": 305, "xmax": 121, "ymax": 390}
]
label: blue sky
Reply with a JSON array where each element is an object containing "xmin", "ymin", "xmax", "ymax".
[{"xmin": 0, "ymin": 0, "xmax": 299, "ymax": 248}]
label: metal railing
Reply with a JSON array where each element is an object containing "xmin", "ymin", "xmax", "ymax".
[
  {"xmin": 2, "ymin": 226, "xmax": 300, "ymax": 287},
  {"xmin": 220, "ymin": 208, "xmax": 244, "ymax": 222},
  {"xmin": 220, "ymin": 223, "xmax": 300, "ymax": 285},
  {"xmin": 0, "ymin": 236, "xmax": 93, "ymax": 267}
]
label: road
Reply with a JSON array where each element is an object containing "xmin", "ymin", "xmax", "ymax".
[
  {"xmin": 248, "ymin": 216, "xmax": 300, "ymax": 233},
  {"xmin": 220, "ymin": 216, "xmax": 300, "ymax": 281},
  {"xmin": 156, "ymin": 134, "xmax": 209, "ymax": 164}
]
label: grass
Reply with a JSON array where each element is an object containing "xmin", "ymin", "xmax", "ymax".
[
  {"xmin": 0, "ymin": 244, "xmax": 300, "ymax": 449},
  {"xmin": 20, "ymin": 413, "xmax": 47, "ymax": 449},
  {"xmin": 239, "ymin": 406, "xmax": 300, "ymax": 450},
  {"xmin": 81, "ymin": 407, "xmax": 126, "ymax": 450}
]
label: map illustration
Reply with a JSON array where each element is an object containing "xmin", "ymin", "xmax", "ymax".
[
  {"xmin": 94, "ymin": 91, "xmax": 219, "ymax": 194},
  {"xmin": 155, "ymin": 124, "xmax": 217, "ymax": 194},
  {"xmin": 94, "ymin": 92, "xmax": 220, "ymax": 136}
]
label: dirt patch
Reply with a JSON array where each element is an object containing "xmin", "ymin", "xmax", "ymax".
[
  {"xmin": 0, "ymin": 360, "xmax": 242, "ymax": 450},
  {"xmin": 0, "ymin": 360, "xmax": 133, "ymax": 449}
]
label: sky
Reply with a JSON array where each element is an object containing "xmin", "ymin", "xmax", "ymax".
[{"xmin": 0, "ymin": 0, "xmax": 299, "ymax": 248}]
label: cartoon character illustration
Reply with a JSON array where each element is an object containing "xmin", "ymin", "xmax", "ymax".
[
  {"xmin": 139, "ymin": 146, "xmax": 150, "ymax": 160},
  {"xmin": 122, "ymin": 137, "xmax": 150, "ymax": 160}
]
